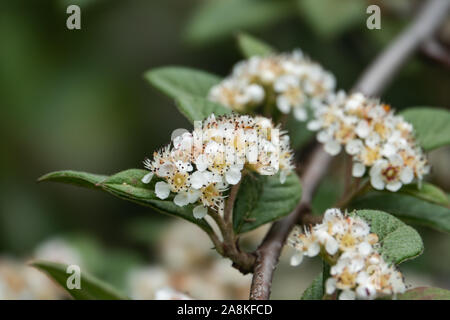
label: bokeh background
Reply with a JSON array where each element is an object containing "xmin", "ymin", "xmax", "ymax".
[{"xmin": 1, "ymin": 0, "xmax": 449, "ymax": 299}]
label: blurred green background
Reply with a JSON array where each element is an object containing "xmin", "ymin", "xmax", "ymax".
[{"xmin": 0, "ymin": 0, "xmax": 449, "ymax": 298}]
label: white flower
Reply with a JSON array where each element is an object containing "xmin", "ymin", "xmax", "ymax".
[
  {"xmin": 141, "ymin": 172, "xmax": 154, "ymax": 184},
  {"xmin": 369, "ymin": 155, "xmax": 414, "ymax": 191},
  {"xmin": 290, "ymin": 252, "xmax": 303, "ymax": 266}
]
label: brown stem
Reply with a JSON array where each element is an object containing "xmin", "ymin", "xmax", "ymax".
[
  {"xmin": 249, "ymin": 0, "xmax": 450, "ymax": 300},
  {"xmin": 224, "ymin": 181, "xmax": 241, "ymax": 226}
]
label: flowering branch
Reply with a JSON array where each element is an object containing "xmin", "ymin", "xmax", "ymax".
[{"xmin": 249, "ymin": 0, "xmax": 450, "ymax": 300}]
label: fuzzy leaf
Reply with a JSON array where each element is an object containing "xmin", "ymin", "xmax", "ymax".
[
  {"xmin": 397, "ymin": 287, "xmax": 450, "ymax": 300},
  {"xmin": 31, "ymin": 260, "xmax": 128, "ymax": 300},
  {"xmin": 37, "ymin": 170, "xmax": 107, "ymax": 189},
  {"xmin": 233, "ymin": 172, "xmax": 302, "ymax": 234},
  {"xmin": 38, "ymin": 169, "xmax": 213, "ymax": 233},
  {"xmin": 401, "ymin": 107, "xmax": 450, "ymax": 151},
  {"xmin": 353, "ymin": 210, "xmax": 423, "ymax": 264},
  {"xmin": 175, "ymin": 95, "xmax": 231, "ymax": 123},
  {"xmin": 237, "ymin": 33, "xmax": 275, "ymax": 58},
  {"xmin": 350, "ymin": 191, "xmax": 450, "ymax": 234},
  {"xmin": 144, "ymin": 66, "xmax": 221, "ymax": 99}
]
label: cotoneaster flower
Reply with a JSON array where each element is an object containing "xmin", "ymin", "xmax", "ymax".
[
  {"xmin": 308, "ymin": 92, "xmax": 429, "ymax": 192},
  {"xmin": 208, "ymin": 50, "xmax": 336, "ymax": 122},
  {"xmin": 141, "ymin": 113, "xmax": 295, "ymax": 219},
  {"xmin": 288, "ymin": 208, "xmax": 406, "ymax": 300}
]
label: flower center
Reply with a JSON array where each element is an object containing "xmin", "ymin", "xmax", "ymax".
[{"xmin": 382, "ymin": 166, "xmax": 398, "ymax": 181}]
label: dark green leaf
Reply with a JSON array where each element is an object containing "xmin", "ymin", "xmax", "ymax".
[
  {"xmin": 185, "ymin": 0, "xmax": 293, "ymax": 45},
  {"xmin": 38, "ymin": 169, "xmax": 213, "ymax": 233},
  {"xmin": 233, "ymin": 172, "xmax": 302, "ymax": 234},
  {"xmin": 401, "ymin": 182, "xmax": 449, "ymax": 207},
  {"xmin": 397, "ymin": 287, "xmax": 450, "ymax": 300},
  {"xmin": 175, "ymin": 95, "xmax": 231, "ymax": 123},
  {"xmin": 350, "ymin": 192, "xmax": 450, "ymax": 234},
  {"xmin": 236, "ymin": 33, "xmax": 275, "ymax": 58},
  {"xmin": 144, "ymin": 66, "xmax": 221, "ymax": 99},
  {"xmin": 401, "ymin": 107, "xmax": 450, "ymax": 151},
  {"xmin": 37, "ymin": 170, "xmax": 107, "ymax": 189},
  {"xmin": 31, "ymin": 260, "xmax": 128, "ymax": 300},
  {"xmin": 353, "ymin": 210, "xmax": 423, "ymax": 264},
  {"xmin": 297, "ymin": 0, "xmax": 365, "ymax": 39}
]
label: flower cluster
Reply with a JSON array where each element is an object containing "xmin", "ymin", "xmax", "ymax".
[
  {"xmin": 288, "ymin": 208, "xmax": 406, "ymax": 300},
  {"xmin": 307, "ymin": 92, "xmax": 429, "ymax": 191},
  {"xmin": 141, "ymin": 113, "xmax": 295, "ymax": 218},
  {"xmin": 208, "ymin": 50, "xmax": 336, "ymax": 122}
]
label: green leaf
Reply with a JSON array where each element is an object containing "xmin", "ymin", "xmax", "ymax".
[
  {"xmin": 175, "ymin": 95, "xmax": 231, "ymax": 123},
  {"xmin": 144, "ymin": 66, "xmax": 221, "ymax": 100},
  {"xmin": 397, "ymin": 287, "xmax": 450, "ymax": 300},
  {"xmin": 297, "ymin": 0, "xmax": 365, "ymax": 39},
  {"xmin": 236, "ymin": 33, "xmax": 275, "ymax": 58},
  {"xmin": 400, "ymin": 107, "xmax": 450, "ymax": 151},
  {"xmin": 301, "ymin": 272, "xmax": 323, "ymax": 300},
  {"xmin": 185, "ymin": 0, "xmax": 293, "ymax": 45},
  {"xmin": 350, "ymin": 192, "xmax": 450, "ymax": 234},
  {"xmin": 38, "ymin": 169, "xmax": 213, "ymax": 233},
  {"xmin": 37, "ymin": 170, "xmax": 107, "ymax": 189},
  {"xmin": 233, "ymin": 172, "xmax": 302, "ymax": 234},
  {"xmin": 353, "ymin": 210, "xmax": 423, "ymax": 264},
  {"xmin": 31, "ymin": 260, "xmax": 128, "ymax": 300},
  {"xmin": 401, "ymin": 182, "xmax": 449, "ymax": 207}
]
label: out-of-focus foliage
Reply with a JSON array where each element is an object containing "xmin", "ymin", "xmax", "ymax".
[{"xmin": 1, "ymin": 0, "xmax": 449, "ymax": 299}]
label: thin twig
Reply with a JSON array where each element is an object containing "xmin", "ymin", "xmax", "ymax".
[
  {"xmin": 249, "ymin": 0, "xmax": 450, "ymax": 300},
  {"xmin": 420, "ymin": 38, "xmax": 450, "ymax": 69}
]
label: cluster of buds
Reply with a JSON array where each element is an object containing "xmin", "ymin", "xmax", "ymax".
[
  {"xmin": 141, "ymin": 114, "xmax": 295, "ymax": 218},
  {"xmin": 288, "ymin": 208, "xmax": 406, "ymax": 300},
  {"xmin": 208, "ymin": 50, "xmax": 336, "ymax": 122},
  {"xmin": 307, "ymin": 92, "xmax": 429, "ymax": 191}
]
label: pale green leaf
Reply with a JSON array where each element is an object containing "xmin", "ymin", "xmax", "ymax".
[
  {"xmin": 401, "ymin": 107, "xmax": 450, "ymax": 151},
  {"xmin": 31, "ymin": 260, "xmax": 128, "ymax": 300},
  {"xmin": 144, "ymin": 66, "xmax": 221, "ymax": 99},
  {"xmin": 236, "ymin": 33, "xmax": 275, "ymax": 58},
  {"xmin": 37, "ymin": 170, "xmax": 107, "ymax": 189},
  {"xmin": 233, "ymin": 172, "xmax": 302, "ymax": 234}
]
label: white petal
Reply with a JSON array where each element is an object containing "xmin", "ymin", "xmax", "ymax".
[
  {"xmin": 195, "ymin": 154, "xmax": 209, "ymax": 172},
  {"xmin": 307, "ymin": 120, "xmax": 322, "ymax": 131},
  {"xmin": 386, "ymin": 181, "xmax": 402, "ymax": 192},
  {"xmin": 225, "ymin": 166, "xmax": 242, "ymax": 185},
  {"xmin": 325, "ymin": 278, "xmax": 337, "ymax": 295},
  {"xmin": 352, "ymin": 162, "xmax": 366, "ymax": 178},
  {"xmin": 155, "ymin": 181, "xmax": 170, "ymax": 199},
  {"xmin": 306, "ymin": 241, "xmax": 320, "ymax": 257},
  {"xmin": 345, "ymin": 139, "xmax": 363, "ymax": 156},
  {"xmin": 293, "ymin": 107, "xmax": 307, "ymax": 121},
  {"xmin": 173, "ymin": 192, "xmax": 189, "ymax": 207},
  {"xmin": 190, "ymin": 171, "xmax": 207, "ymax": 189},
  {"xmin": 400, "ymin": 167, "xmax": 414, "ymax": 184},
  {"xmin": 280, "ymin": 170, "xmax": 288, "ymax": 184},
  {"xmin": 370, "ymin": 172, "xmax": 385, "ymax": 190},
  {"xmin": 355, "ymin": 120, "xmax": 370, "ymax": 138},
  {"xmin": 276, "ymin": 95, "xmax": 291, "ymax": 114},
  {"xmin": 141, "ymin": 173, "xmax": 154, "ymax": 184},
  {"xmin": 325, "ymin": 237, "xmax": 339, "ymax": 255},
  {"xmin": 157, "ymin": 163, "xmax": 175, "ymax": 177},
  {"xmin": 324, "ymin": 140, "xmax": 342, "ymax": 156},
  {"xmin": 290, "ymin": 252, "xmax": 303, "ymax": 266},
  {"xmin": 358, "ymin": 242, "xmax": 372, "ymax": 256},
  {"xmin": 187, "ymin": 189, "xmax": 201, "ymax": 203},
  {"xmin": 193, "ymin": 205, "xmax": 208, "ymax": 219},
  {"xmin": 339, "ymin": 290, "xmax": 356, "ymax": 300}
]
